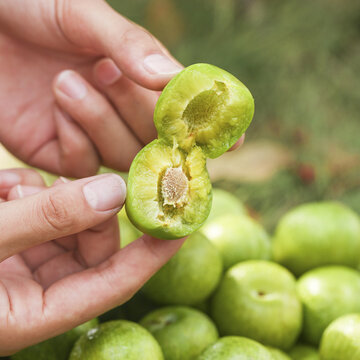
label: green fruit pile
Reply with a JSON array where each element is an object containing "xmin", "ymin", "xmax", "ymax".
[{"xmin": 11, "ymin": 194, "xmax": 360, "ymax": 360}]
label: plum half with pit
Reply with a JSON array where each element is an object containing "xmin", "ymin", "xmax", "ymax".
[{"xmin": 126, "ymin": 63, "xmax": 254, "ymax": 239}]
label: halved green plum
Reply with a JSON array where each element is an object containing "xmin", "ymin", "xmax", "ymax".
[
  {"xmin": 154, "ymin": 63, "xmax": 254, "ymax": 158},
  {"xmin": 126, "ymin": 140, "xmax": 212, "ymax": 239}
]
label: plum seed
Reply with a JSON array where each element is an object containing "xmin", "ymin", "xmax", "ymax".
[{"xmin": 161, "ymin": 167, "xmax": 189, "ymax": 207}]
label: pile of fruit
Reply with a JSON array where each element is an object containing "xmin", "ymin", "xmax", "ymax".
[{"xmin": 11, "ymin": 189, "xmax": 360, "ymax": 359}]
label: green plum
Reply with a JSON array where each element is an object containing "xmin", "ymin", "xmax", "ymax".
[
  {"xmin": 11, "ymin": 319, "xmax": 98, "ymax": 360},
  {"xmin": 126, "ymin": 63, "xmax": 254, "ymax": 239},
  {"xmin": 297, "ymin": 266, "xmax": 360, "ymax": 345},
  {"xmin": 267, "ymin": 347, "xmax": 292, "ymax": 360},
  {"xmin": 201, "ymin": 214, "xmax": 271, "ymax": 270},
  {"xmin": 273, "ymin": 202, "xmax": 360, "ymax": 276},
  {"xmin": 142, "ymin": 232, "xmax": 222, "ymax": 305},
  {"xmin": 320, "ymin": 313, "xmax": 360, "ymax": 360},
  {"xmin": 69, "ymin": 320, "xmax": 163, "ymax": 360},
  {"xmin": 126, "ymin": 141, "xmax": 212, "ymax": 239},
  {"xmin": 154, "ymin": 64, "xmax": 254, "ymax": 159},
  {"xmin": 211, "ymin": 260, "xmax": 302, "ymax": 350},
  {"xmin": 196, "ymin": 336, "xmax": 273, "ymax": 360},
  {"xmin": 118, "ymin": 208, "xmax": 142, "ymax": 248},
  {"xmin": 288, "ymin": 344, "xmax": 319, "ymax": 360},
  {"xmin": 204, "ymin": 188, "xmax": 246, "ymax": 223},
  {"xmin": 140, "ymin": 306, "xmax": 218, "ymax": 360},
  {"xmin": 122, "ymin": 291, "xmax": 159, "ymax": 322}
]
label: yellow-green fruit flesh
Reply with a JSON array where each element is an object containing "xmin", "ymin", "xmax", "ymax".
[
  {"xmin": 154, "ymin": 63, "xmax": 254, "ymax": 158},
  {"xmin": 126, "ymin": 140, "xmax": 212, "ymax": 239}
]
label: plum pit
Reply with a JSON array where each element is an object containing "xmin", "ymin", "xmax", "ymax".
[{"xmin": 161, "ymin": 167, "xmax": 189, "ymax": 208}]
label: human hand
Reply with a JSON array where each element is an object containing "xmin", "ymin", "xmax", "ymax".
[
  {"xmin": 0, "ymin": 169, "xmax": 184, "ymax": 355},
  {"xmin": 0, "ymin": 0, "xmax": 184, "ymax": 177},
  {"xmin": 0, "ymin": 0, "xmax": 245, "ymax": 179}
]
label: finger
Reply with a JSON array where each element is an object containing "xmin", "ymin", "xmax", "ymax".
[
  {"xmin": 33, "ymin": 217, "xmax": 120, "ymax": 289},
  {"xmin": 228, "ymin": 134, "xmax": 246, "ymax": 151},
  {"xmin": 0, "ymin": 174, "xmax": 126, "ymax": 262},
  {"xmin": 57, "ymin": 0, "xmax": 182, "ymax": 90},
  {"xmin": 7, "ymin": 185, "xmax": 43, "ymax": 201},
  {"xmin": 0, "ymin": 168, "xmax": 45, "ymax": 199},
  {"xmin": 44, "ymin": 235, "xmax": 185, "ymax": 329},
  {"xmin": 52, "ymin": 176, "xmax": 71, "ymax": 186},
  {"xmin": 53, "ymin": 70, "xmax": 142, "ymax": 171},
  {"xmin": 94, "ymin": 58, "xmax": 158, "ymax": 144},
  {"xmin": 29, "ymin": 107, "xmax": 101, "ymax": 178}
]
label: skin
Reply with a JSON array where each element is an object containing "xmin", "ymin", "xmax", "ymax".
[
  {"xmin": 0, "ymin": 1, "xmax": 243, "ymax": 177},
  {"xmin": 0, "ymin": 0, "xmax": 244, "ymax": 354},
  {"xmin": 0, "ymin": 168, "xmax": 184, "ymax": 355}
]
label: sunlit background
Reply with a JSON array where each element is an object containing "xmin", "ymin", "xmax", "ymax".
[{"xmin": 107, "ymin": 0, "xmax": 360, "ymax": 230}]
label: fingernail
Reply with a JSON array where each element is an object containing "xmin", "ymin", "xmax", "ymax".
[
  {"xmin": 83, "ymin": 174, "xmax": 126, "ymax": 211},
  {"xmin": 14, "ymin": 185, "xmax": 42, "ymax": 199},
  {"xmin": 143, "ymin": 54, "xmax": 182, "ymax": 75},
  {"xmin": 0, "ymin": 172, "xmax": 21, "ymax": 187},
  {"xmin": 95, "ymin": 59, "xmax": 122, "ymax": 86},
  {"xmin": 60, "ymin": 177, "xmax": 71, "ymax": 184},
  {"xmin": 56, "ymin": 70, "xmax": 87, "ymax": 100},
  {"xmin": 15, "ymin": 184, "xmax": 24, "ymax": 198}
]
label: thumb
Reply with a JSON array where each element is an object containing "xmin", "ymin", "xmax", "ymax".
[
  {"xmin": 0, "ymin": 174, "xmax": 126, "ymax": 262},
  {"xmin": 57, "ymin": 0, "xmax": 183, "ymax": 90}
]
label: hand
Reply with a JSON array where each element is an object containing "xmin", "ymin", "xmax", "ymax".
[
  {"xmin": 0, "ymin": 0, "xmax": 183, "ymax": 177},
  {"xmin": 0, "ymin": 169, "xmax": 184, "ymax": 355}
]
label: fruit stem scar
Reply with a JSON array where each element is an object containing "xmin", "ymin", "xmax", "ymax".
[{"xmin": 161, "ymin": 167, "xmax": 189, "ymax": 208}]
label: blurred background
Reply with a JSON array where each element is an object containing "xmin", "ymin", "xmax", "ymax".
[{"xmin": 107, "ymin": 0, "xmax": 360, "ymax": 231}]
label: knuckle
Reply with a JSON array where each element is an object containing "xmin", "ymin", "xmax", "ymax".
[{"xmin": 39, "ymin": 190, "xmax": 75, "ymax": 233}]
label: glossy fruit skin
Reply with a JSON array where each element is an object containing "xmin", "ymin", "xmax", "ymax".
[
  {"xmin": 154, "ymin": 63, "xmax": 254, "ymax": 159},
  {"xmin": 288, "ymin": 344, "xmax": 319, "ymax": 360},
  {"xmin": 297, "ymin": 266, "xmax": 360, "ymax": 345},
  {"xmin": 196, "ymin": 336, "xmax": 273, "ymax": 360},
  {"xmin": 12, "ymin": 319, "xmax": 98, "ymax": 360},
  {"xmin": 267, "ymin": 347, "xmax": 292, "ymax": 360},
  {"xmin": 211, "ymin": 260, "xmax": 302, "ymax": 350},
  {"xmin": 142, "ymin": 232, "xmax": 223, "ymax": 305},
  {"xmin": 140, "ymin": 306, "xmax": 218, "ymax": 360},
  {"xmin": 117, "ymin": 208, "xmax": 142, "ymax": 248},
  {"xmin": 273, "ymin": 202, "xmax": 360, "ymax": 276},
  {"xmin": 202, "ymin": 189, "xmax": 246, "ymax": 224},
  {"xmin": 201, "ymin": 214, "xmax": 271, "ymax": 270},
  {"xmin": 126, "ymin": 140, "xmax": 212, "ymax": 239},
  {"xmin": 69, "ymin": 320, "xmax": 163, "ymax": 360},
  {"xmin": 319, "ymin": 313, "xmax": 360, "ymax": 360}
]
